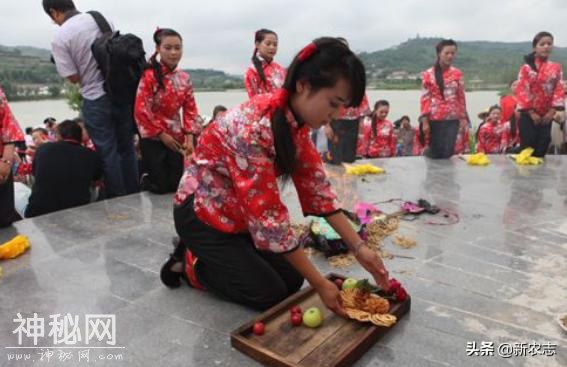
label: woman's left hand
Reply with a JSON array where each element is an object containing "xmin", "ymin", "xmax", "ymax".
[{"xmin": 354, "ymin": 245, "xmax": 390, "ymax": 291}]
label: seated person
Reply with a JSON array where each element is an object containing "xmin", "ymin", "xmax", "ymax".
[{"xmin": 18, "ymin": 120, "xmax": 102, "ymax": 218}]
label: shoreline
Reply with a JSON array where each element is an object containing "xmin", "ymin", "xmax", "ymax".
[{"xmin": 7, "ymin": 86, "xmax": 505, "ymax": 103}]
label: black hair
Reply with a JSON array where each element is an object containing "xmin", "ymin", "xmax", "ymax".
[
  {"xmin": 148, "ymin": 28, "xmax": 183, "ymax": 91},
  {"xmin": 212, "ymin": 105, "xmax": 227, "ymax": 121},
  {"xmin": 252, "ymin": 29, "xmax": 278, "ymax": 87},
  {"xmin": 42, "ymin": 0, "xmax": 76, "ymax": 15},
  {"xmin": 272, "ymin": 37, "xmax": 366, "ymax": 177},
  {"xmin": 476, "ymin": 105, "xmax": 501, "ymax": 141},
  {"xmin": 372, "ymin": 100, "xmax": 390, "ymax": 137},
  {"xmin": 25, "ymin": 127, "xmax": 33, "ymax": 135},
  {"xmin": 434, "ymin": 39, "xmax": 458, "ymax": 99},
  {"xmin": 395, "ymin": 115, "xmax": 411, "ymax": 130},
  {"xmin": 56, "ymin": 119, "xmax": 82, "ymax": 142},
  {"xmin": 524, "ymin": 31, "xmax": 554, "ymax": 72}
]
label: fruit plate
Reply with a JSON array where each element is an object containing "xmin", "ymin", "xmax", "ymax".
[{"xmin": 230, "ymin": 273, "xmax": 411, "ymax": 367}]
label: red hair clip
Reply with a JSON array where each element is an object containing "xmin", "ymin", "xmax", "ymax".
[{"xmin": 298, "ymin": 43, "xmax": 317, "ymax": 62}]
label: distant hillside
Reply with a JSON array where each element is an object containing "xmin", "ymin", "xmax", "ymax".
[
  {"xmin": 359, "ymin": 37, "xmax": 567, "ymax": 89},
  {"xmin": 0, "ymin": 45, "xmax": 61, "ymax": 99},
  {"xmin": 183, "ymin": 68, "xmax": 244, "ymax": 90},
  {"xmin": 0, "ymin": 45, "xmax": 244, "ymax": 100}
]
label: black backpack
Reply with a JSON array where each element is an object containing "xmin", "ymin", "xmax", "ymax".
[{"xmin": 88, "ymin": 11, "xmax": 146, "ymax": 106}]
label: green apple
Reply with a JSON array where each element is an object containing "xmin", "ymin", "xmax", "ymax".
[
  {"xmin": 342, "ymin": 278, "xmax": 358, "ymax": 290},
  {"xmin": 302, "ymin": 307, "xmax": 323, "ymax": 328}
]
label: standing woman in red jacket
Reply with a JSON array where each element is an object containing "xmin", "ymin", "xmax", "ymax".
[
  {"xmin": 135, "ymin": 28, "xmax": 200, "ymax": 194},
  {"xmin": 420, "ymin": 39, "xmax": 468, "ymax": 159},
  {"xmin": 515, "ymin": 31, "xmax": 565, "ymax": 158},
  {"xmin": 244, "ymin": 29, "xmax": 286, "ymax": 98}
]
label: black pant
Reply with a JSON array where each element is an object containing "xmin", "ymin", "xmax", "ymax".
[
  {"xmin": 140, "ymin": 138, "xmax": 183, "ymax": 194},
  {"xmin": 519, "ymin": 112, "xmax": 552, "ymax": 158},
  {"xmin": 328, "ymin": 119, "xmax": 360, "ymax": 164},
  {"xmin": 427, "ymin": 119, "xmax": 459, "ymax": 159},
  {"xmin": 173, "ymin": 197, "xmax": 304, "ymax": 311},
  {"xmin": 0, "ymin": 173, "xmax": 21, "ymax": 228}
]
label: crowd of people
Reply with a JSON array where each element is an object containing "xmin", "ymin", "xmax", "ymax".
[{"xmin": 0, "ymin": 0, "xmax": 564, "ymax": 318}]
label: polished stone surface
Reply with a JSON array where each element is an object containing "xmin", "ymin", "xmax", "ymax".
[{"xmin": 1, "ymin": 155, "xmax": 567, "ymax": 366}]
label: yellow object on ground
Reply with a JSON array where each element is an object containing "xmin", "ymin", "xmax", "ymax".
[
  {"xmin": 0, "ymin": 235, "xmax": 30, "ymax": 260},
  {"xmin": 466, "ymin": 153, "xmax": 491, "ymax": 166},
  {"xmin": 344, "ymin": 164, "xmax": 385, "ymax": 175},
  {"xmin": 513, "ymin": 148, "xmax": 543, "ymax": 166}
]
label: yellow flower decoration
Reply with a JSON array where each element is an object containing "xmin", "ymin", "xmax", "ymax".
[
  {"xmin": 466, "ymin": 153, "xmax": 491, "ymax": 166},
  {"xmin": 0, "ymin": 235, "xmax": 30, "ymax": 260},
  {"xmin": 513, "ymin": 148, "xmax": 543, "ymax": 166},
  {"xmin": 344, "ymin": 164, "xmax": 385, "ymax": 176}
]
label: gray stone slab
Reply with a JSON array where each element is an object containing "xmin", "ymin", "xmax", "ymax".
[{"xmin": 2, "ymin": 156, "xmax": 567, "ymax": 366}]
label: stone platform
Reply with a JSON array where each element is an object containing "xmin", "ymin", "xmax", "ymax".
[{"xmin": 1, "ymin": 156, "xmax": 567, "ymax": 366}]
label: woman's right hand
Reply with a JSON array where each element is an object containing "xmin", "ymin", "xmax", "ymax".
[
  {"xmin": 315, "ymin": 278, "xmax": 347, "ymax": 317},
  {"xmin": 159, "ymin": 132, "xmax": 182, "ymax": 152}
]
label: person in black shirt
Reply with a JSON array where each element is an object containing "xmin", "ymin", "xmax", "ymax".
[{"xmin": 24, "ymin": 120, "xmax": 102, "ymax": 218}]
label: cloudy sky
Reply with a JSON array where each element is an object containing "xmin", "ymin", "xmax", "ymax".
[{"xmin": 3, "ymin": 0, "xmax": 566, "ymax": 74}]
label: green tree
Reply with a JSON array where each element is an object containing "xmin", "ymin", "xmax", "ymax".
[{"xmin": 64, "ymin": 83, "xmax": 82, "ymax": 112}]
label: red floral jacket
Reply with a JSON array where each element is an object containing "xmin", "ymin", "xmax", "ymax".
[
  {"xmin": 244, "ymin": 58, "xmax": 286, "ymax": 98},
  {"xmin": 175, "ymin": 93, "xmax": 340, "ymax": 253},
  {"xmin": 500, "ymin": 95, "xmax": 517, "ymax": 124},
  {"xmin": 134, "ymin": 64, "xmax": 200, "ymax": 143},
  {"xmin": 420, "ymin": 66, "xmax": 467, "ymax": 121},
  {"xmin": 515, "ymin": 58, "xmax": 565, "ymax": 116},
  {"xmin": 356, "ymin": 116, "xmax": 396, "ymax": 158},
  {"xmin": 476, "ymin": 121, "xmax": 506, "ymax": 154},
  {"xmin": 0, "ymin": 88, "xmax": 24, "ymax": 157}
]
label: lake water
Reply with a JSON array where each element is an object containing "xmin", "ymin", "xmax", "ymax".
[{"xmin": 10, "ymin": 89, "xmax": 500, "ymax": 131}]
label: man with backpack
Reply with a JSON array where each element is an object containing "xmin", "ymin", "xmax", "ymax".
[{"xmin": 43, "ymin": 0, "xmax": 141, "ymax": 198}]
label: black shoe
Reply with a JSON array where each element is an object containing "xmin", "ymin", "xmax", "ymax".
[{"xmin": 160, "ymin": 253, "xmax": 183, "ymax": 288}]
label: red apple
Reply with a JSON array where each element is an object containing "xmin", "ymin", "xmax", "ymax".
[
  {"xmin": 290, "ymin": 313, "xmax": 302, "ymax": 326},
  {"xmin": 252, "ymin": 321, "xmax": 265, "ymax": 335},
  {"xmin": 334, "ymin": 278, "xmax": 344, "ymax": 289},
  {"xmin": 290, "ymin": 306, "xmax": 302, "ymax": 315}
]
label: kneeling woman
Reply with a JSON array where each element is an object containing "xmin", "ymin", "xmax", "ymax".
[
  {"xmin": 162, "ymin": 38, "xmax": 390, "ymax": 313},
  {"xmin": 476, "ymin": 105, "xmax": 507, "ymax": 154},
  {"xmin": 356, "ymin": 100, "xmax": 396, "ymax": 158},
  {"xmin": 135, "ymin": 28, "xmax": 200, "ymax": 194}
]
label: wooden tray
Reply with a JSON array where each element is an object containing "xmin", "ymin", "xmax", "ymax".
[{"xmin": 231, "ymin": 273, "xmax": 411, "ymax": 367}]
